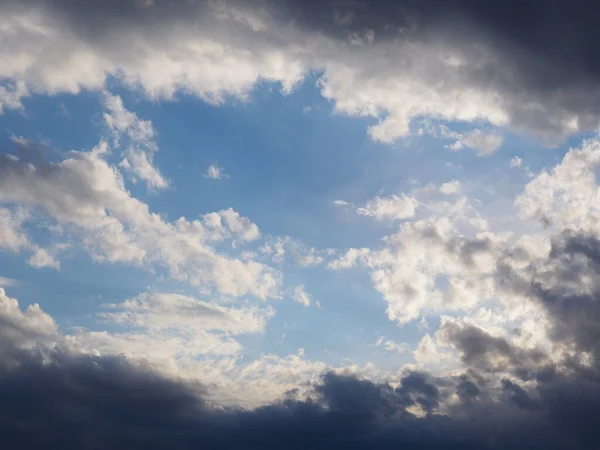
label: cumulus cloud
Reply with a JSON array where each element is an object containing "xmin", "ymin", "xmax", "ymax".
[
  {"xmin": 1, "ymin": 0, "xmax": 600, "ymax": 146},
  {"xmin": 104, "ymin": 93, "xmax": 168, "ymax": 189},
  {"xmin": 0, "ymin": 138, "xmax": 279, "ymax": 299},
  {"xmin": 204, "ymin": 163, "xmax": 228, "ymax": 180},
  {"xmin": 439, "ymin": 180, "xmax": 461, "ymax": 195},
  {"xmin": 27, "ymin": 248, "xmax": 60, "ymax": 270},
  {"xmin": 292, "ymin": 284, "xmax": 312, "ymax": 307},
  {"xmin": 4, "ymin": 218, "xmax": 600, "ymax": 448},
  {"xmin": 357, "ymin": 194, "xmax": 417, "ymax": 220},
  {"xmin": 375, "ymin": 336, "xmax": 408, "ymax": 354},
  {"xmin": 447, "ymin": 129, "xmax": 504, "ymax": 155},
  {"xmin": 516, "ymin": 137, "xmax": 600, "ymax": 231},
  {"xmin": 0, "ymin": 207, "xmax": 31, "ymax": 252}
]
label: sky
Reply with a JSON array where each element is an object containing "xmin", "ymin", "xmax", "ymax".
[{"xmin": 2, "ymin": 0, "xmax": 600, "ymax": 448}]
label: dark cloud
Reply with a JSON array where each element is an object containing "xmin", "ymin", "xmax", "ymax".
[
  {"xmin": 0, "ymin": 338, "xmax": 597, "ymax": 449},
  {"xmin": 530, "ymin": 233, "xmax": 600, "ymax": 356},
  {"xmin": 3, "ymin": 231, "xmax": 600, "ymax": 449},
  {"xmin": 440, "ymin": 320, "xmax": 550, "ymax": 381},
  {"xmin": 285, "ymin": 0, "xmax": 600, "ymax": 142}
]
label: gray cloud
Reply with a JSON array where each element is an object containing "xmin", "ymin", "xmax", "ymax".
[{"xmin": 2, "ymin": 0, "xmax": 600, "ymax": 143}]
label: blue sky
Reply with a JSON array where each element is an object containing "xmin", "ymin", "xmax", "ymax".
[
  {"xmin": 2, "ymin": 0, "xmax": 600, "ymax": 411},
  {"xmin": 0, "ymin": 74, "xmax": 570, "ymax": 375}
]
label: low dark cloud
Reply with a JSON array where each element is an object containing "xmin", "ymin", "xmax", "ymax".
[
  {"xmin": 0, "ymin": 338, "xmax": 597, "ymax": 449},
  {"xmin": 3, "ymin": 230, "xmax": 600, "ymax": 448}
]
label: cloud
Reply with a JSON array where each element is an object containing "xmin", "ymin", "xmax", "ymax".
[
  {"xmin": 260, "ymin": 236, "xmax": 326, "ymax": 267},
  {"xmin": 292, "ymin": 285, "xmax": 312, "ymax": 307},
  {"xmin": 516, "ymin": 137, "xmax": 600, "ymax": 231},
  {"xmin": 204, "ymin": 163, "xmax": 228, "ymax": 180},
  {"xmin": 510, "ymin": 156, "xmax": 523, "ymax": 168},
  {"xmin": 0, "ymin": 277, "xmax": 17, "ymax": 287},
  {"xmin": 333, "ymin": 199, "xmax": 351, "ymax": 206},
  {"xmin": 27, "ymin": 248, "xmax": 60, "ymax": 270},
  {"xmin": 2, "ymin": 0, "xmax": 600, "ymax": 146},
  {"xmin": 0, "ymin": 207, "xmax": 31, "ymax": 252},
  {"xmin": 413, "ymin": 334, "xmax": 444, "ymax": 366},
  {"xmin": 447, "ymin": 129, "xmax": 504, "ymax": 156},
  {"xmin": 99, "ymin": 292, "xmax": 273, "ymax": 334},
  {"xmin": 2, "ymin": 256, "xmax": 600, "ymax": 449},
  {"xmin": 103, "ymin": 92, "xmax": 168, "ymax": 189},
  {"xmin": 327, "ymin": 247, "xmax": 370, "ymax": 270},
  {"xmin": 0, "ymin": 138, "xmax": 279, "ymax": 299},
  {"xmin": 439, "ymin": 180, "xmax": 461, "ymax": 195},
  {"xmin": 357, "ymin": 194, "xmax": 417, "ymax": 220},
  {"xmin": 375, "ymin": 336, "xmax": 408, "ymax": 354}
]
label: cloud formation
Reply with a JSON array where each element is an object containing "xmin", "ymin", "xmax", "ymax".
[
  {"xmin": 0, "ymin": 138, "xmax": 278, "ymax": 298},
  {"xmin": 2, "ymin": 0, "xmax": 600, "ymax": 145}
]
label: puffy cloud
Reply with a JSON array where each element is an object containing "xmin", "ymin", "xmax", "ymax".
[
  {"xmin": 327, "ymin": 247, "xmax": 370, "ymax": 270},
  {"xmin": 103, "ymin": 92, "xmax": 168, "ymax": 189},
  {"xmin": 204, "ymin": 163, "xmax": 228, "ymax": 180},
  {"xmin": 260, "ymin": 235, "xmax": 326, "ymax": 267},
  {"xmin": 516, "ymin": 137, "xmax": 600, "ymax": 231},
  {"xmin": 0, "ymin": 287, "xmax": 59, "ymax": 351},
  {"xmin": 27, "ymin": 247, "xmax": 60, "ymax": 269},
  {"xmin": 0, "ymin": 138, "xmax": 279, "ymax": 299},
  {"xmin": 357, "ymin": 194, "xmax": 417, "ymax": 220},
  {"xmin": 413, "ymin": 334, "xmax": 444, "ymax": 366},
  {"xmin": 3, "ymin": 251, "xmax": 600, "ymax": 448},
  {"xmin": 439, "ymin": 180, "xmax": 461, "ymax": 195},
  {"xmin": 447, "ymin": 129, "xmax": 504, "ymax": 156},
  {"xmin": 1, "ymin": 0, "xmax": 600, "ymax": 146},
  {"xmin": 0, "ymin": 207, "xmax": 31, "ymax": 252},
  {"xmin": 375, "ymin": 336, "xmax": 408, "ymax": 354},
  {"xmin": 292, "ymin": 285, "xmax": 312, "ymax": 307},
  {"xmin": 510, "ymin": 156, "xmax": 523, "ymax": 168}
]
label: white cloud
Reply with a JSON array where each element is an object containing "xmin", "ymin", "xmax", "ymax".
[
  {"xmin": 331, "ymin": 191, "xmax": 509, "ymax": 324},
  {"xmin": 0, "ymin": 207, "xmax": 31, "ymax": 252},
  {"xmin": 0, "ymin": 277, "xmax": 17, "ymax": 287},
  {"xmin": 100, "ymin": 292, "xmax": 273, "ymax": 334},
  {"xmin": 510, "ymin": 156, "xmax": 523, "ymax": 168},
  {"xmin": 205, "ymin": 163, "xmax": 228, "ymax": 180},
  {"xmin": 413, "ymin": 334, "xmax": 444, "ymax": 365},
  {"xmin": 292, "ymin": 285, "xmax": 312, "ymax": 307},
  {"xmin": 0, "ymin": 0, "xmax": 594, "ymax": 148},
  {"xmin": 375, "ymin": 336, "xmax": 408, "ymax": 354},
  {"xmin": 516, "ymin": 137, "xmax": 600, "ymax": 232},
  {"xmin": 103, "ymin": 93, "xmax": 168, "ymax": 190},
  {"xmin": 447, "ymin": 129, "xmax": 504, "ymax": 156},
  {"xmin": 0, "ymin": 287, "xmax": 387, "ymax": 407},
  {"xmin": 259, "ymin": 236, "xmax": 326, "ymax": 267},
  {"xmin": 439, "ymin": 180, "xmax": 461, "ymax": 195},
  {"xmin": 328, "ymin": 248, "xmax": 370, "ymax": 270},
  {"xmin": 0, "ymin": 287, "xmax": 59, "ymax": 350},
  {"xmin": 27, "ymin": 247, "xmax": 60, "ymax": 270},
  {"xmin": 333, "ymin": 199, "xmax": 351, "ymax": 206},
  {"xmin": 0, "ymin": 140, "xmax": 279, "ymax": 299},
  {"xmin": 357, "ymin": 194, "xmax": 417, "ymax": 220}
]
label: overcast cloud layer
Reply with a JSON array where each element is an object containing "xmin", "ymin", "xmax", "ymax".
[{"xmin": 3, "ymin": 0, "xmax": 600, "ymax": 448}]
